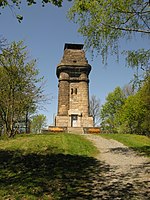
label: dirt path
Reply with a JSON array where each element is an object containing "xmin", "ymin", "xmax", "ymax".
[{"xmin": 84, "ymin": 134, "xmax": 150, "ymax": 200}]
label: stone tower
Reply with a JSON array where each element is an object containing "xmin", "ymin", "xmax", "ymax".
[{"xmin": 55, "ymin": 43, "xmax": 93, "ymax": 128}]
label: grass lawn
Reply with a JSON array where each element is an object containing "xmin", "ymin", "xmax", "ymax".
[
  {"xmin": 0, "ymin": 133, "xmax": 98, "ymax": 156},
  {"xmin": 0, "ymin": 133, "xmax": 149, "ymax": 199},
  {"xmin": 0, "ymin": 133, "xmax": 98, "ymax": 200},
  {"xmin": 99, "ymin": 133, "xmax": 150, "ymax": 157}
]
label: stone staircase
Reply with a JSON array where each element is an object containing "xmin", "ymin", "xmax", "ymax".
[{"xmin": 67, "ymin": 127, "xmax": 84, "ymax": 134}]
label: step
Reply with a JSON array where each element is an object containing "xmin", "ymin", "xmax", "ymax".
[{"xmin": 67, "ymin": 127, "xmax": 84, "ymax": 134}]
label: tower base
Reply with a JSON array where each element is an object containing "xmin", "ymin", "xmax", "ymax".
[{"xmin": 55, "ymin": 115, "xmax": 93, "ymax": 128}]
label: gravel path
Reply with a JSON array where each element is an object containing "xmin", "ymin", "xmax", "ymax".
[{"xmin": 83, "ymin": 134, "xmax": 150, "ymax": 200}]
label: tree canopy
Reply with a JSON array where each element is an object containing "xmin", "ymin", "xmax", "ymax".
[
  {"xmin": 0, "ymin": 0, "xmax": 72, "ymax": 22},
  {"xmin": 119, "ymin": 76, "xmax": 150, "ymax": 134},
  {"xmin": 100, "ymin": 76, "xmax": 150, "ymax": 135},
  {"xmin": 68, "ymin": 0, "xmax": 150, "ymax": 68},
  {"xmin": 0, "ymin": 41, "xmax": 45, "ymax": 137},
  {"xmin": 100, "ymin": 87, "xmax": 126, "ymax": 132},
  {"xmin": 30, "ymin": 114, "xmax": 47, "ymax": 133},
  {"xmin": 1, "ymin": 1, "xmax": 149, "ymax": 70},
  {"xmin": 0, "ymin": 0, "xmax": 67, "ymax": 8}
]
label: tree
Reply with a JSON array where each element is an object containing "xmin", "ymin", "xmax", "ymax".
[
  {"xmin": 89, "ymin": 95, "xmax": 100, "ymax": 126},
  {"xmin": 122, "ymin": 84, "xmax": 135, "ymax": 98},
  {"xmin": 68, "ymin": 0, "xmax": 150, "ymax": 69},
  {"xmin": 118, "ymin": 75, "xmax": 150, "ymax": 135},
  {"xmin": 0, "ymin": 0, "xmax": 71, "ymax": 22},
  {"xmin": 139, "ymin": 75, "xmax": 150, "ymax": 134},
  {"xmin": 30, "ymin": 114, "xmax": 47, "ymax": 133},
  {"xmin": 100, "ymin": 87, "xmax": 126, "ymax": 132},
  {"xmin": 0, "ymin": 37, "xmax": 7, "ymax": 51},
  {"xmin": 0, "ymin": 41, "xmax": 45, "ymax": 137}
]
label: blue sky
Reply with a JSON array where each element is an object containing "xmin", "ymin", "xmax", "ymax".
[{"xmin": 0, "ymin": 1, "xmax": 149, "ymax": 125}]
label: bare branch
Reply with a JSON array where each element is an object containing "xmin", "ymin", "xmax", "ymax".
[{"xmin": 104, "ymin": 23, "xmax": 150, "ymax": 33}]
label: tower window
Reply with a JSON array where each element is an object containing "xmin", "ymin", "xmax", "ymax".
[
  {"xmin": 71, "ymin": 88, "xmax": 77, "ymax": 94},
  {"xmin": 75, "ymin": 88, "xmax": 77, "ymax": 94}
]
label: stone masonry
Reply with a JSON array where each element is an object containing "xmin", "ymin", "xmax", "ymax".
[{"xmin": 55, "ymin": 43, "xmax": 93, "ymax": 128}]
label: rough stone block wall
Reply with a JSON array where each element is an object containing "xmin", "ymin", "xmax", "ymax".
[
  {"xmin": 82, "ymin": 116, "xmax": 93, "ymax": 127},
  {"xmin": 69, "ymin": 76, "xmax": 89, "ymax": 117},
  {"xmin": 58, "ymin": 79, "xmax": 69, "ymax": 116},
  {"xmin": 78, "ymin": 81, "xmax": 89, "ymax": 116},
  {"xmin": 60, "ymin": 49, "xmax": 88, "ymax": 66},
  {"xmin": 55, "ymin": 116, "xmax": 69, "ymax": 127},
  {"xmin": 69, "ymin": 82, "xmax": 79, "ymax": 110}
]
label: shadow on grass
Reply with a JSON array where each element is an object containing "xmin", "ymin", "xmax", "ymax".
[
  {"xmin": 0, "ymin": 148, "xmax": 149, "ymax": 200},
  {"xmin": 131, "ymin": 146, "xmax": 150, "ymax": 157},
  {"xmin": 109, "ymin": 147, "xmax": 131, "ymax": 155},
  {"xmin": 109, "ymin": 146, "xmax": 150, "ymax": 157}
]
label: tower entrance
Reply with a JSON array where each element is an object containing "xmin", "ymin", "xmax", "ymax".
[{"xmin": 71, "ymin": 115, "xmax": 78, "ymax": 127}]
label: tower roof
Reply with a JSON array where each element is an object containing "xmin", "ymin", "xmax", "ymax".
[
  {"xmin": 64, "ymin": 43, "xmax": 84, "ymax": 50},
  {"xmin": 56, "ymin": 43, "xmax": 91, "ymax": 78}
]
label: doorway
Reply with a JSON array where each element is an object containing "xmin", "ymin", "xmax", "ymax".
[{"xmin": 71, "ymin": 115, "xmax": 78, "ymax": 127}]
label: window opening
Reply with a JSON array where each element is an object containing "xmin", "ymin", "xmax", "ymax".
[{"xmin": 75, "ymin": 88, "xmax": 77, "ymax": 94}]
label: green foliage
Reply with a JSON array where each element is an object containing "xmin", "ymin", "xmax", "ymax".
[
  {"xmin": 0, "ymin": 0, "xmax": 66, "ymax": 8},
  {"xmin": 99, "ymin": 133, "xmax": 150, "ymax": 157},
  {"xmin": 124, "ymin": 49, "xmax": 150, "ymax": 71},
  {"xmin": 118, "ymin": 94, "xmax": 146, "ymax": 134},
  {"xmin": 117, "ymin": 76, "xmax": 150, "ymax": 135},
  {"xmin": 0, "ymin": 0, "xmax": 72, "ymax": 21},
  {"xmin": 139, "ymin": 75, "xmax": 150, "ymax": 133},
  {"xmin": 101, "ymin": 76, "xmax": 150, "ymax": 135},
  {"xmin": 30, "ymin": 114, "xmax": 47, "ymax": 133},
  {"xmin": 0, "ymin": 41, "xmax": 45, "ymax": 137},
  {"xmin": 68, "ymin": 0, "xmax": 150, "ymax": 66},
  {"xmin": 16, "ymin": 14, "xmax": 23, "ymax": 23},
  {"xmin": 100, "ymin": 87, "xmax": 126, "ymax": 132}
]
